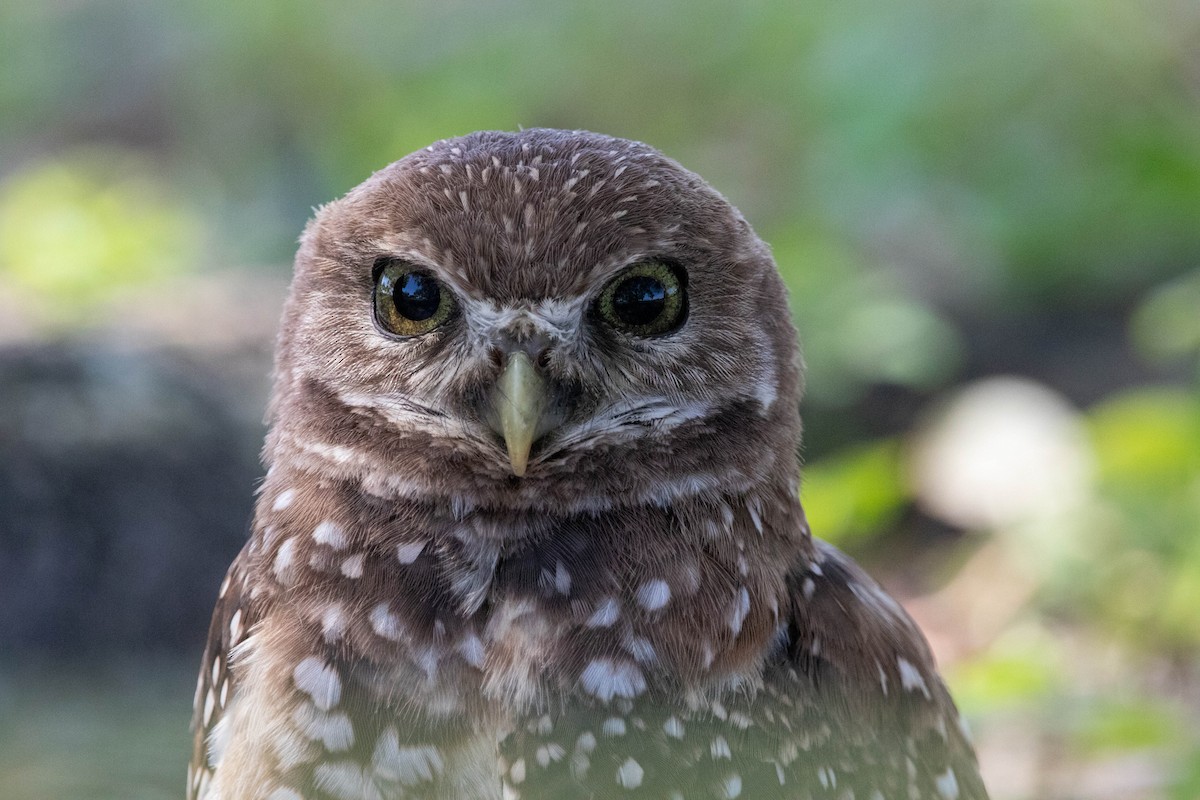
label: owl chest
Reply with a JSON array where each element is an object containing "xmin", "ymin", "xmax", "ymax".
[
  {"xmin": 305, "ymin": 556, "xmax": 770, "ymax": 728},
  {"xmin": 318, "ymin": 565, "xmax": 652, "ymax": 718},
  {"xmin": 217, "ymin": 487, "xmax": 798, "ymax": 799},
  {"xmin": 260, "ymin": 494, "xmax": 781, "ymax": 730}
]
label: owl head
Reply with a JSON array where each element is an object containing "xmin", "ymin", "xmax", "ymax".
[{"xmin": 266, "ymin": 129, "xmax": 802, "ymax": 514}]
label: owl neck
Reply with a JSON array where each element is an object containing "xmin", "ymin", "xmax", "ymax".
[{"xmin": 248, "ymin": 465, "xmax": 812, "ymax": 703}]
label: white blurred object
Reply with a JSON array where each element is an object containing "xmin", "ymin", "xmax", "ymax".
[{"xmin": 910, "ymin": 377, "xmax": 1093, "ymax": 530}]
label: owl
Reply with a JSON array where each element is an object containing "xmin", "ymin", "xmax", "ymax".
[{"xmin": 188, "ymin": 129, "xmax": 988, "ymax": 800}]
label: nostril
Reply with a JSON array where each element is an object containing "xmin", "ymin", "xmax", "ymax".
[
  {"xmin": 488, "ymin": 347, "xmax": 504, "ymax": 369},
  {"xmin": 535, "ymin": 349, "xmax": 551, "ymax": 370}
]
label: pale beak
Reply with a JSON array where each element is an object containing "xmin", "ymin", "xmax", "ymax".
[{"xmin": 492, "ymin": 351, "xmax": 548, "ymax": 476}]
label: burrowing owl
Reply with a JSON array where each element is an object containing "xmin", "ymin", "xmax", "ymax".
[{"xmin": 189, "ymin": 129, "xmax": 988, "ymax": 800}]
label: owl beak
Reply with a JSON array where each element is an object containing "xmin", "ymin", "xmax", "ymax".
[{"xmin": 493, "ymin": 351, "xmax": 548, "ymax": 477}]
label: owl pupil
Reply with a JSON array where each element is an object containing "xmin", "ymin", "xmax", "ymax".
[
  {"xmin": 612, "ymin": 276, "xmax": 666, "ymax": 326},
  {"xmin": 394, "ymin": 273, "xmax": 441, "ymax": 321}
]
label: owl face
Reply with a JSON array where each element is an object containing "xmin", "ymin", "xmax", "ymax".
[{"xmin": 267, "ymin": 130, "xmax": 802, "ymax": 514}]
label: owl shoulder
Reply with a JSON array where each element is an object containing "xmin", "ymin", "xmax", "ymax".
[
  {"xmin": 767, "ymin": 538, "xmax": 989, "ymax": 797},
  {"xmin": 780, "ymin": 539, "xmax": 940, "ymax": 701}
]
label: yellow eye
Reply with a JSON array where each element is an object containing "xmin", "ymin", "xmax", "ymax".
[
  {"xmin": 596, "ymin": 261, "xmax": 687, "ymax": 336},
  {"xmin": 373, "ymin": 260, "xmax": 457, "ymax": 337}
]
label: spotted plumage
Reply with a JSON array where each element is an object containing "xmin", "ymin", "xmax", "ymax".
[{"xmin": 188, "ymin": 129, "xmax": 988, "ymax": 799}]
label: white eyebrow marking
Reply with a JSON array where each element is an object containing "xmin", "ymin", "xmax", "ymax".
[{"xmin": 457, "ymin": 296, "xmax": 588, "ymax": 348}]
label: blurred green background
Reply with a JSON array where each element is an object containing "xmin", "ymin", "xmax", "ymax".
[{"xmin": 2, "ymin": 1, "xmax": 1199, "ymax": 798}]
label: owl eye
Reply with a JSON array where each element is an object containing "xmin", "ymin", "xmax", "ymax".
[
  {"xmin": 596, "ymin": 261, "xmax": 688, "ymax": 336},
  {"xmin": 373, "ymin": 260, "xmax": 457, "ymax": 336}
]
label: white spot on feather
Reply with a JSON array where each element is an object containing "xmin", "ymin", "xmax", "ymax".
[
  {"xmin": 273, "ymin": 489, "xmax": 295, "ymax": 511},
  {"xmin": 663, "ymin": 716, "xmax": 685, "ymax": 739},
  {"xmin": 585, "ymin": 597, "xmax": 620, "ymax": 628},
  {"xmin": 372, "ymin": 727, "xmax": 444, "ymax": 785},
  {"xmin": 313, "ymin": 521, "xmax": 347, "ymax": 549},
  {"xmin": 369, "ymin": 603, "xmax": 405, "ymax": 641},
  {"xmin": 623, "ymin": 634, "xmax": 657, "ymax": 664},
  {"xmin": 711, "ymin": 735, "xmax": 732, "ymax": 759},
  {"xmin": 747, "ymin": 496, "xmax": 764, "ymax": 534},
  {"xmin": 897, "ymin": 657, "xmax": 932, "ymax": 698},
  {"xmin": 228, "ymin": 608, "xmax": 243, "ymax": 641},
  {"xmin": 602, "ymin": 717, "xmax": 626, "ymax": 736},
  {"xmin": 535, "ymin": 743, "xmax": 564, "ymax": 767},
  {"xmin": 340, "ymin": 553, "xmax": 364, "ymax": 578},
  {"xmin": 396, "ymin": 541, "xmax": 426, "ymax": 564},
  {"xmin": 728, "ymin": 711, "xmax": 753, "ymax": 729},
  {"xmin": 554, "ymin": 561, "xmax": 572, "ymax": 594},
  {"xmin": 728, "ymin": 587, "xmax": 751, "ymax": 635},
  {"xmin": 273, "ymin": 538, "xmax": 297, "ymax": 579},
  {"xmin": 579, "ymin": 658, "xmax": 645, "ymax": 701},
  {"xmin": 457, "ymin": 631, "xmax": 485, "ymax": 668},
  {"xmin": 293, "ymin": 656, "xmax": 341, "ymax": 711},
  {"xmin": 615, "ymin": 757, "xmax": 644, "ymax": 789},
  {"xmin": 935, "ymin": 767, "xmax": 960, "ymax": 799},
  {"xmin": 636, "ymin": 579, "xmax": 671, "ymax": 611},
  {"xmin": 313, "ymin": 762, "xmax": 382, "ymax": 800},
  {"xmin": 293, "ymin": 705, "xmax": 354, "ymax": 751},
  {"xmin": 321, "ymin": 604, "xmax": 345, "ymax": 641}
]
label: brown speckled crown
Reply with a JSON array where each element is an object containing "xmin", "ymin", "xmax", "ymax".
[{"xmin": 189, "ymin": 129, "xmax": 988, "ymax": 800}]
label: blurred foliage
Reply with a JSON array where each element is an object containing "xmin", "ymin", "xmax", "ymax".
[
  {"xmin": 1132, "ymin": 269, "xmax": 1200, "ymax": 378},
  {"xmin": 950, "ymin": 625, "xmax": 1067, "ymax": 715},
  {"xmin": 802, "ymin": 438, "xmax": 906, "ymax": 546},
  {"xmin": 774, "ymin": 229, "xmax": 966, "ymax": 405},
  {"xmin": 3, "ymin": 0, "xmax": 1199, "ymax": 395},
  {"xmin": 1081, "ymin": 389, "xmax": 1200, "ymax": 652},
  {"xmin": 0, "ymin": 150, "xmax": 200, "ymax": 322},
  {"xmin": 1, "ymin": 0, "xmax": 1199, "ymax": 797}
]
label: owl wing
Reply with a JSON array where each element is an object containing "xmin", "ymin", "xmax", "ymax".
[
  {"xmin": 757, "ymin": 538, "xmax": 991, "ymax": 799},
  {"xmin": 502, "ymin": 539, "xmax": 988, "ymax": 800},
  {"xmin": 187, "ymin": 540, "xmax": 260, "ymax": 800}
]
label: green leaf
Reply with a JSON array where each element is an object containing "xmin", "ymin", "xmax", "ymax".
[{"xmin": 802, "ymin": 439, "xmax": 908, "ymax": 546}]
